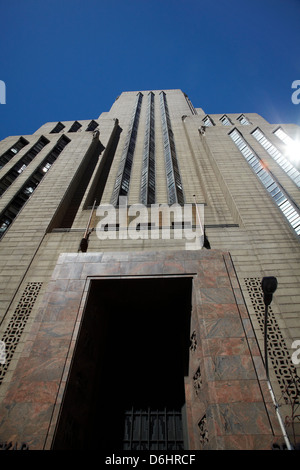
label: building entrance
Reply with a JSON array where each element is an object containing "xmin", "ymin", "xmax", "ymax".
[{"xmin": 52, "ymin": 276, "xmax": 192, "ymax": 450}]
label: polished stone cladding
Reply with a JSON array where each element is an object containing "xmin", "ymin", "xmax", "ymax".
[{"xmin": 0, "ymin": 249, "xmax": 282, "ymax": 450}]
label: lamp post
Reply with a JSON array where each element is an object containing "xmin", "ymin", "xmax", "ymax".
[{"xmin": 261, "ymin": 276, "xmax": 293, "ymax": 450}]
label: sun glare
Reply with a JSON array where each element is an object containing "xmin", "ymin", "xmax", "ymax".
[
  {"xmin": 286, "ymin": 140, "xmax": 300, "ymax": 165},
  {"xmin": 274, "ymin": 128, "xmax": 300, "ymax": 165}
]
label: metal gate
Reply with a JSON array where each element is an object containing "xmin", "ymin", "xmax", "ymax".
[{"xmin": 123, "ymin": 407, "xmax": 184, "ymax": 450}]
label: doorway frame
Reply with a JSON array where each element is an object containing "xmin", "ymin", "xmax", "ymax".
[{"xmin": 52, "ymin": 274, "xmax": 194, "ymax": 450}]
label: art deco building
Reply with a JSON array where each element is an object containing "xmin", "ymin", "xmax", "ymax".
[{"xmin": 0, "ymin": 89, "xmax": 299, "ymax": 451}]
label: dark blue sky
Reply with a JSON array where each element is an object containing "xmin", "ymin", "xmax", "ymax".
[{"xmin": 0, "ymin": 0, "xmax": 299, "ymax": 141}]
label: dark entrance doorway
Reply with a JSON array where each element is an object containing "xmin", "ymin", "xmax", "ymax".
[{"xmin": 52, "ymin": 276, "xmax": 192, "ymax": 450}]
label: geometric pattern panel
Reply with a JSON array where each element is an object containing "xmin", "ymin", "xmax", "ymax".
[
  {"xmin": 198, "ymin": 414, "xmax": 209, "ymax": 447},
  {"xmin": 244, "ymin": 277, "xmax": 300, "ymax": 404},
  {"xmin": 0, "ymin": 282, "xmax": 42, "ymax": 385}
]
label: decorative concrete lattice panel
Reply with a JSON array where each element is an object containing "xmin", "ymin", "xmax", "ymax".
[
  {"xmin": 244, "ymin": 277, "xmax": 300, "ymax": 403},
  {"xmin": 0, "ymin": 282, "xmax": 42, "ymax": 385}
]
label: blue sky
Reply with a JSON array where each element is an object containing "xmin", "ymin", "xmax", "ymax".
[{"xmin": 0, "ymin": 0, "xmax": 299, "ymax": 141}]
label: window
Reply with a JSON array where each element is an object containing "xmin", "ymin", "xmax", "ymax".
[
  {"xmin": 273, "ymin": 127, "xmax": 300, "ymax": 166},
  {"xmin": 220, "ymin": 115, "xmax": 232, "ymax": 126},
  {"xmin": 273, "ymin": 127, "xmax": 294, "ymax": 145},
  {"xmin": 68, "ymin": 121, "xmax": 82, "ymax": 133},
  {"xmin": 0, "ymin": 137, "xmax": 49, "ymax": 197},
  {"xmin": 86, "ymin": 120, "xmax": 99, "ymax": 132},
  {"xmin": 229, "ymin": 129, "xmax": 300, "ymax": 236},
  {"xmin": 42, "ymin": 162, "xmax": 51, "ymax": 173},
  {"xmin": 252, "ymin": 128, "xmax": 300, "ymax": 187},
  {"xmin": 141, "ymin": 92, "xmax": 155, "ymax": 205},
  {"xmin": 237, "ymin": 114, "xmax": 250, "ymax": 125},
  {"xmin": 50, "ymin": 122, "xmax": 65, "ymax": 134},
  {"xmin": 111, "ymin": 93, "xmax": 143, "ymax": 206},
  {"xmin": 202, "ymin": 115, "xmax": 214, "ymax": 127},
  {"xmin": 0, "ymin": 136, "xmax": 70, "ymax": 239},
  {"xmin": 0, "ymin": 138, "xmax": 29, "ymax": 170},
  {"xmin": 160, "ymin": 92, "xmax": 184, "ymax": 205}
]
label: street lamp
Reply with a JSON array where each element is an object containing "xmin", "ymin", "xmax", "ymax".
[
  {"xmin": 261, "ymin": 276, "xmax": 278, "ymax": 380},
  {"xmin": 261, "ymin": 276, "xmax": 293, "ymax": 450}
]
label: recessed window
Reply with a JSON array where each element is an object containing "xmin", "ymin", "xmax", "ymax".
[
  {"xmin": 17, "ymin": 164, "xmax": 27, "ymax": 174},
  {"xmin": 220, "ymin": 115, "xmax": 232, "ymax": 126},
  {"xmin": 0, "ymin": 136, "xmax": 49, "ymax": 197},
  {"xmin": 273, "ymin": 127, "xmax": 294, "ymax": 145},
  {"xmin": 273, "ymin": 127, "xmax": 300, "ymax": 167},
  {"xmin": 202, "ymin": 115, "xmax": 214, "ymax": 127},
  {"xmin": 68, "ymin": 121, "xmax": 82, "ymax": 133},
  {"xmin": 229, "ymin": 128, "xmax": 300, "ymax": 236},
  {"xmin": 141, "ymin": 92, "xmax": 156, "ymax": 205},
  {"xmin": 237, "ymin": 114, "xmax": 250, "ymax": 125},
  {"xmin": 86, "ymin": 120, "xmax": 99, "ymax": 132},
  {"xmin": 0, "ymin": 136, "xmax": 70, "ymax": 239},
  {"xmin": 252, "ymin": 128, "xmax": 300, "ymax": 187},
  {"xmin": 111, "ymin": 93, "xmax": 143, "ymax": 206},
  {"xmin": 160, "ymin": 92, "xmax": 184, "ymax": 205},
  {"xmin": 42, "ymin": 162, "xmax": 51, "ymax": 173},
  {"xmin": 0, "ymin": 137, "xmax": 29, "ymax": 170},
  {"xmin": 50, "ymin": 122, "xmax": 65, "ymax": 134}
]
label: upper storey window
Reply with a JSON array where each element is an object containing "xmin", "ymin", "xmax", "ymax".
[
  {"xmin": 0, "ymin": 135, "xmax": 70, "ymax": 239},
  {"xmin": 68, "ymin": 121, "xmax": 82, "ymax": 133},
  {"xmin": 0, "ymin": 136, "xmax": 49, "ymax": 197},
  {"xmin": 50, "ymin": 122, "xmax": 65, "ymax": 134},
  {"xmin": 141, "ymin": 92, "xmax": 155, "ymax": 205},
  {"xmin": 274, "ymin": 127, "xmax": 294, "ymax": 145},
  {"xmin": 252, "ymin": 128, "xmax": 300, "ymax": 187},
  {"xmin": 237, "ymin": 114, "xmax": 250, "ymax": 125},
  {"xmin": 111, "ymin": 93, "xmax": 143, "ymax": 206},
  {"xmin": 202, "ymin": 115, "xmax": 214, "ymax": 127},
  {"xmin": 220, "ymin": 115, "xmax": 232, "ymax": 126},
  {"xmin": 0, "ymin": 138, "xmax": 29, "ymax": 170},
  {"xmin": 159, "ymin": 91, "xmax": 184, "ymax": 205},
  {"xmin": 229, "ymin": 128, "xmax": 300, "ymax": 237},
  {"xmin": 86, "ymin": 120, "xmax": 99, "ymax": 132},
  {"xmin": 273, "ymin": 127, "xmax": 300, "ymax": 166}
]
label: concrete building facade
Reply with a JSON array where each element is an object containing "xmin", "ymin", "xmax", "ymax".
[{"xmin": 0, "ymin": 89, "xmax": 299, "ymax": 450}]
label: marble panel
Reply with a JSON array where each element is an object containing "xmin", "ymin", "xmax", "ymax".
[
  {"xmin": 202, "ymin": 337, "xmax": 252, "ymax": 357},
  {"xmin": 202, "ymin": 317, "xmax": 245, "ymax": 338},
  {"xmin": 207, "ymin": 402, "xmax": 273, "ymax": 436},
  {"xmin": 204, "ymin": 355, "xmax": 256, "ymax": 381},
  {"xmin": 197, "ymin": 303, "xmax": 240, "ymax": 319},
  {"xmin": 200, "ymin": 287, "xmax": 236, "ymax": 304},
  {"xmin": 207, "ymin": 380, "xmax": 263, "ymax": 404}
]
